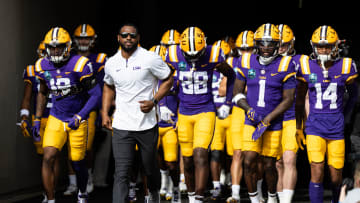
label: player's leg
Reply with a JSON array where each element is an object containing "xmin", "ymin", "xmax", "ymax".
[
  {"xmin": 178, "ymin": 113, "xmax": 196, "ymax": 202},
  {"xmin": 85, "ymin": 110, "xmax": 97, "ymax": 193},
  {"xmin": 261, "ymin": 130, "xmax": 282, "ymax": 203},
  {"xmin": 179, "ymin": 150, "xmax": 187, "ymax": 194},
  {"xmin": 193, "ymin": 112, "xmax": 216, "ymax": 202},
  {"xmin": 158, "ymin": 128, "xmax": 169, "ymax": 198},
  {"xmin": 42, "ymin": 115, "xmax": 68, "ymax": 201},
  {"xmin": 307, "ymin": 135, "xmax": 326, "ymax": 203},
  {"xmin": 327, "ymin": 138, "xmax": 345, "ymax": 203}
]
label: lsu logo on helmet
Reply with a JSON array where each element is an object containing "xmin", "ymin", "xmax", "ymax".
[
  {"xmin": 149, "ymin": 45, "xmax": 167, "ymax": 61},
  {"xmin": 213, "ymin": 40, "xmax": 231, "ymax": 56},
  {"xmin": 180, "ymin": 27, "xmax": 206, "ymax": 61},
  {"xmin": 73, "ymin": 24, "xmax": 97, "ymax": 51},
  {"xmin": 160, "ymin": 29, "xmax": 181, "ymax": 46},
  {"xmin": 310, "ymin": 25, "xmax": 339, "ymax": 62},
  {"xmin": 43, "ymin": 27, "xmax": 72, "ymax": 63}
]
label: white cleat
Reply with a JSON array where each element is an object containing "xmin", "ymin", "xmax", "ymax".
[{"xmin": 63, "ymin": 184, "xmax": 77, "ymax": 196}]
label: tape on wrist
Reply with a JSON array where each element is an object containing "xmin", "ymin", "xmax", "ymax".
[
  {"xmin": 232, "ymin": 93, "xmax": 246, "ymax": 105},
  {"xmin": 20, "ymin": 109, "xmax": 30, "ymax": 117}
]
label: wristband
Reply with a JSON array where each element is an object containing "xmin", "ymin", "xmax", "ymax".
[
  {"xmin": 20, "ymin": 109, "xmax": 30, "ymax": 117},
  {"xmin": 232, "ymin": 93, "xmax": 246, "ymax": 104},
  {"xmin": 151, "ymin": 98, "xmax": 158, "ymax": 105}
]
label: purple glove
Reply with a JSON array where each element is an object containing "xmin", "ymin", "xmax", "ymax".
[
  {"xmin": 246, "ymin": 108, "xmax": 262, "ymax": 126},
  {"xmin": 32, "ymin": 119, "xmax": 41, "ymax": 142},
  {"xmin": 68, "ymin": 114, "xmax": 82, "ymax": 130},
  {"xmin": 252, "ymin": 121, "xmax": 270, "ymax": 141}
]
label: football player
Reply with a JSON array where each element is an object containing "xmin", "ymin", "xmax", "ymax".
[
  {"xmin": 225, "ymin": 30, "xmax": 257, "ymax": 203},
  {"xmin": 232, "ymin": 23, "xmax": 296, "ymax": 203},
  {"xmin": 61, "ymin": 24, "xmax": 107, "ymax": 195},
  {"xmin": 34, "ymin": 27, "xmax": 101, "ymax": 203},
  {"xmin": 165, "ymin": 27, "xmax": 235, "ymax": 203},
  {"xmin": 209, "ymin": 39, "xmax": 232, "ymax": 201},
  {"xmin": 275, "ymin": 24, "xmax": 306, "ymax": 203},
  {"xmin": 296, "ymin": 25, "xmax": 358, "ymax": 203},
  {"xmin": 18, "ymin": 41, "xmax": 58, "ymax": 203}
]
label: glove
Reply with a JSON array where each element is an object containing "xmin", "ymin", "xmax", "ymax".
[
  {"xmin": 32, "ymin": 119, "xmax": 41, "ymax": 142},
  {"xmin": 217, "ymin": 104, "xmax": 230, "ymax": 119},
  {"xmin": 296, "ymin": 129, "xmax": 306, "ymax": 150},
  {"xmin": 160, "ymin": 106, "xmax": 175, "ymax": 124},
  {"xmin": 246, "ymin": 108, "xmax": 262, "ymax": 125},
  {"xmin": 17, "ymin": 119, "xmax": 32, "ymax": 138},
  {"xmin": 68, "ymin": 114, "xmax": 82, "ymax": 130},
  {"xmin": 252, "ymin": 121, "xmax": 270, "ymax": 141}
]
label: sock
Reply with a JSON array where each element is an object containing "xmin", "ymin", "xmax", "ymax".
[
  {"xmin": 282, "ymin": 189, "xmax": 294, "ymax": 203},
  {"xmin": 331, "ymin": 184, "xmax": 341, "ymax": 203},
  {"xmin": 194, "ymin": 195, "xmax": 204, "ymax": 203},
  {"xmin": 309, "ymin": 181, "xmax": 324, "ymax": 203},
  {"xmin": 277, "ymin": 191, "xmax": 284, "ymax": 202},
  {"xmin": 257, "ymin": 179, "xmax": 264, "ymax": 201},
  {"xmin": 87, "ymin": 168, "xmax": 93, "ymax": 182},
  {"xmin": 72, "ymin": 160, "xmax": 88, "ymax": 193},
  {"xmin": 231, "ymin": 184, "xmax": 240, "ymax": 200},
  {"xmin": 188, "ymin": 192, "xmax": 195, "ymax": 203},
  {"xmin": 267, "ymin": 192, "xmax": 277, "ymax": 203},
  {"xmin": 180, "ymin": 173, "xmax": 185, "ymax": 182},
  {"xmin": 220, "ymin": 169, "xmax": 226, "ymax": 185},
  {"xmin": 249, "ymin": 191, "xmax": 260, "ymax": 203},
  {"xmin": 69, "ymin": 174, "xmax": 77, "ymax": 186},
  {"xmin": 213, "ymin": 181, "xmax": 221, "ymax": 189},
  {"xmin": 48, "ymin": 200, "xmax": 55, "ymax": 203}
]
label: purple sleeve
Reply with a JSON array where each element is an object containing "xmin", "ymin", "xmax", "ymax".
[
  {"xmin": 283, "ymin": 74, "xmax": 296, "ymax": 89},
  {"xmin": 77, "ymin": 84, "xmax": 101, "ymax": 119}
]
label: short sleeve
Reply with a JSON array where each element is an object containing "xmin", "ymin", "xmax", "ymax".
[
  {"xmin": 78, "ymin": 61, "xmax": 94, "ymax": 81},
  {"xmin": 149, "ymin": 54, "xmax": 171, "ymax": 80},
  {"xmin": 23, "ymin": 65, "xmax": 35, "ymax": 85},
  {"xmin": 103, "ymin": 62, "xmax": 114, "ymax": 85},
  {"xmin": 345, "ymin": 60, "xmax": 358, "ymax": 83}
]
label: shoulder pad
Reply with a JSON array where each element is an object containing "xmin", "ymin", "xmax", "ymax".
[
  {"xmin": 96, "ymin": 53, "xmax": 107, "ymax": 64},
  {"xmin": 341, "ymin": 57, "xmax": 353, "ymax": 74},
  {"xmin": 209, "ymin": 45, "xmax": 222, "ymax": 63},
  {"xmin": 73, "ymin": 56, "xmax": 90, "ymax": 72},
  {"xmin": 167, "ymin": 45, "xmax": 179, "ymax": 62},
  {"xmin": 278, "ymin": 56, "xmax": 292, "ymax": 72},
  {"xmin": 240, "ymin": 53, "xmax": 252, "ymax": 69},
  {"xmin": 35, "ymin": 58, "xmax": 44, "ymax": 73},
  {"xmin": 299, "ymin": 55, "xmax": 310, "ymax": 75}
]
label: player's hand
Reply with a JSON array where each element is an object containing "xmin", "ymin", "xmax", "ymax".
[
  {"xmin": 32, "ymin": 119, "xmax": 41, "ymax": 142},
  {"xmin": 296, "ymin": 128, "xmax": 306, "ymax": 150},
  {"xmin": 252, "ymin": 120, "xmax": 269, "ymax": 141},
  {"xmin": 68, "ymin": 114, "xmax": 82, "ymax": 130},
  {"xmin": 160, "ymin": 106, "xmax": 175, "ymax": 124},
  {"xmin": 139, "ymin": 100, "xmax": 154, "ymax": 113},
  {"xmin": 17, "ymin": 119, "xmax": 32, "ymax": 138},
  {"xmin": 217, "ymin": 104, "xmax": 230, "ymax": 120},
  {"xmin": 246, "ymin": 108, "xmax": 262, "ymax": 125},
  {"xmin": 101, "ymin": 114, "xmax": 113, "ymax": 130}
]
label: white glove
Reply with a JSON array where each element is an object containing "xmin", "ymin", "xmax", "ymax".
[
  {"xmin": 160, "ymin": 106, "xmax": 175, "ymax": 124},
  {"xmin": 217, "ymin": 104, "xmax": 230, "ymax": 119}
]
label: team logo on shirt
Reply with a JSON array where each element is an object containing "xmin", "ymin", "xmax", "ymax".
[
  {"xmin": 309, "ymin": 73, "xmax": 317, "ymax": 83},
  {"xmin": 213, "ymin": 74, "xmax": 218, "ymax": 82},
  {"xmin": 248, "ymin": 69, "xmax": 256, "ymax": 79},
  {"xmin": 44, "ymin": 71, "xmax": 52, "ymax": 81},
  {"xmin": 178, "ymin": 61, "xmax": 187, "ymax": 71}
]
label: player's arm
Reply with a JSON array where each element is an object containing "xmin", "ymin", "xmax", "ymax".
[
  {"xmin": 102, "ymin": 83, "xmax": 115, "ymax": 130},
  {"xmin": 233, "ymin": 78, "xmax": 251, "ymax": 111},
  {"xmin": 215, "ymin": 62, "xmax": 235, "ymax": 104},
  {"xmin": 295, "ymin": 80, "xmax": 308, "ymax": 129},
  {"xmin": 344, "ymin": 77, "xmax": 359, "ymax": 117},
  {"xmin": 35, "ymin": 79, "xmax": 48, "ymax": 119},
  {"xmin": 263, "ymin": 87, "xmax": 295, "ymax": 124},
  {"xmin": 218, "ymin": 76, "xmax": 227, "ymax": 97},
  {"xmin": 20, "ymin": 82, "xmax": 32, "ymax": 120},
  {"xmin": 77, "ymin": 75, "xmax": 101, "ymax": 119}
]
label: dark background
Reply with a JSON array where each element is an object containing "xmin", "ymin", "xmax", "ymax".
[{"xmin": 0, "ymin": 0, "xmax": 359, "ymax": 199}]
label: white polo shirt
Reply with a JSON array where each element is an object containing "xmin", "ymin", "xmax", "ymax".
[{"xmin": 104, "ymin": 47, "xmax": 171, "ymax": 131}]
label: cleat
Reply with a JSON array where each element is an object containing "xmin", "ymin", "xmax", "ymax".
[
  {"xmin": 179, "ymin": 181, "xmax": 187, "ymax": 194},
  {"xmin": 171, "ymin": 188, "xmax": 181, "ymax": 203},
  {"xmin": 63, "ymin": 184, "xmax": 77, "ymax": 196},
  {"xmin": 86, "ymin": 178, "xmax": 94, "ymax": 194},
  {"xmin": 129, "ymin": 185, "xmax": 137, "ymax": 203},
  {"xmin": 41, "ymin": 192, "xmax": 48, "ymax": 203},
  {"xmin": 149, "ymin": 190, "xmax": 160, "ymax": 203},
  {"xmin": 77, "ymin": 192, "xmax": 88, "ymax": 203},
  {"xmin": 226, "ymin": 196, "xmax": 240, "ymax": 203},
  {"xmin": 211, "ymin": 187, "xmax": 221, "ymax": 200}
]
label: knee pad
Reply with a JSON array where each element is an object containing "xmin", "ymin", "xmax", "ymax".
[{"xmin": 211, "ymin": 150, "xmax": 223, "ymax": 163}]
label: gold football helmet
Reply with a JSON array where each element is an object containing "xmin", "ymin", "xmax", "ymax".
[
  {"xmin": 43, "ymin": 27, "xmax": 72, "ymax": 63},
  {"xmin": 310, "ymin": 25, "xmax": 339, "ymax": 62},
  {"xmin": 180, "ymin": 27, "xmax": 206, "ymax": 62},
  {"xmin": 254, "ymin": 23, "xmax": 280, "ymax": 64},
  {"xmin": 213, "ymin": 40, "xmax": 231, "ymax": 56},
  {"xmin": 235, "ymin": 30, "xmax": 255, "ymax": 55},
  {"xmin": 160, "ymin": 29, "xmax": 181, "ymax": 46},
  {"xmin": 277, "ymin": 24, "xmax": 295, "ymax": 56},
  {"xmin": 149, "ymin": 45, "xmax": 167, "ymax": 61},
  {"xmin": 37, "ymin": 41, "xmax": 46, "ymax": 58},
  {"xmin": 73, "ymin": 24, "xmax": 97, "ymax": 51}
]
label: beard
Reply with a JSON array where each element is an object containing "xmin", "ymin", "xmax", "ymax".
[{"xmin": 119, "ymin": 42, "xmax": 138, "ymax": 53}]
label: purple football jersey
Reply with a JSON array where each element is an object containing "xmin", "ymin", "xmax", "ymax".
[
  {"xmin": 86, "ymin": 53, "xmax": 107, "ymax": 87},
  {"xmin": 235, "ymin": 54, "xmax": 296, "ymax": 130},
  {"xmin": 22, "ymin": 65, "xmax": 51, "ymax": 118},
  {"xmin": 212, "ymin": 70, "xmax": 226, "ymax": 108},
  {"xmin": 297, "ymin": 56, "xmax": 358, "ymax": 139},
  {"xmin": 165, "ymin": 45, "xmax": 225, "ymax": 115},
  {"xmin": 35, "ymin": 55, "xmax": 94, "ymax": 122}
]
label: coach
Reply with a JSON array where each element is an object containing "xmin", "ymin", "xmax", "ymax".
[{"xmin": 101, "ymin": 22, "xmax": 174, "ymax": 203}]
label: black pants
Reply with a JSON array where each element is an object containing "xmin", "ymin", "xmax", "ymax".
[{"xmin": 112, "ymin": 125, "xmax": 160, "ymax": 203}]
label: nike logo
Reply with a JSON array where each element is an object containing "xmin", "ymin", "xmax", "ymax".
[
  {"xmin": 271, "ymin": 73, "xmax": 278, "ymax": 76},
  {"xmin": 334, "ymin": 75, "xmax": 341, "ymax": 79}
]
